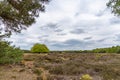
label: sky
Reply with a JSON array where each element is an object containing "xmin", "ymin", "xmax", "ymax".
[{"xmin": 6, "ymin": 0, "xmax": 120, "ymax": 50}]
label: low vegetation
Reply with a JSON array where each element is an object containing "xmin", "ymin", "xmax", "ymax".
[
  {"xmin": 0, "ymin": 53, "xmax": 120, "ymax": 80},
  {"xmin": 23, "ymin": 53, "xmax": 120, "ymax": 80}
]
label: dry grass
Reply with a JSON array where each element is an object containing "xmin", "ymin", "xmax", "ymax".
[{"xmin": 0, "ymin": 53, "xmax": 120, "ymax": 80}]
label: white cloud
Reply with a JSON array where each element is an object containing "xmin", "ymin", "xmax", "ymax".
[{"xmin": 6, "ymin": 0, "xmax": 120, "ymax": 50}]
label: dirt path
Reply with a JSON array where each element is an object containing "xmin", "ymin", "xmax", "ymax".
[{"xmin": 0, "ymin": 65, "xmax": 37, "ymax": 80}]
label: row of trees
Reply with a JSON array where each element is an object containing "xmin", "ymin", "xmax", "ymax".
[
  {"xmin": 78, "ymin": 46, "xmax": 120, "ymax": 53},
  {"xmin": 29, "ymin": 44, "xmax": 120, "ymax": 54}
]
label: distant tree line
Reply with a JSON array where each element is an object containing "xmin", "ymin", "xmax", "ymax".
[
  {"xmin": 50, "ymin": 46, "xmax": 120, "ymax": 54},
  {"xmin": 89, "ymin": 46, "xmax": 120, "ymax": 53},
  {"xmin": 70, "ymin": 46, "xmax": 120, "ymax": 54},
  {"xmin": 23, "ymin": 45, "xmax": 120, "ymax": 54}
]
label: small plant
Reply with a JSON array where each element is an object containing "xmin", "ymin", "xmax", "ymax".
[
  {"xmin": 49, "ymin": 65, "xmax": 64, "ymax": 75},
  {"xmin": 33, "ymin": 68, "xmax": 42, "ymax": 75},
  {"xmin": 80, "ymin": 74, "xmax": 93, "ymax": 80},
  {"xmin": 95, "ymin": 54, "xmax": 103, "ymax": 60}
]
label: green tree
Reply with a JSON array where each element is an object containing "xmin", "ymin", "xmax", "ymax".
[
  {"xmin": 31, "ymin": 43, "xmax": 49, "ymax": 53},
  {"xmin": 107, "ymin": 0, "xmax": 120, "ymax": 16},
  {"xmin": 0, "ymin": 0, "xmax": 49, "ymax": 38},
  {"xmin": 0, "ymin": 40, "xmax": 23, "ymax": 64}
]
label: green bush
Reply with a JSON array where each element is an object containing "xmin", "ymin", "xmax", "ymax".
[
  {"xmin": 31, "ymin": 43, "xmax": 49, "ymax": 53},
  {"xmin": 116, "ymin": 48, "xmax": 120, "ymax": 53},
  {"xmin": 80, "ymin": 74, "xmax": 93, "ymax": 80},
  {"xmin": 0, "ymin": 40, "xmax": 23, "ymax": 64}
]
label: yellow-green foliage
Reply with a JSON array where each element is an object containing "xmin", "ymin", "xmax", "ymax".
[
  {"xmin": 31, "ymin": 43, "xmax": 49, "ymax": 53},
  {"xmin": 80, "ymin": 74, "xmax": 93, "ymax": 80},
  {"xmin": 95, "ymin": 54, "xmax": 103, "ymax": 60}
]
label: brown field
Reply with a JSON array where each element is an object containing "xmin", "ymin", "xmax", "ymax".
[{"xmin": 0, "ymin": 53, "xmax": 120, "ymax": 80}]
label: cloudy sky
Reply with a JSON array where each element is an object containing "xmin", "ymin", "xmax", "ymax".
[{"xmin": 7, "ymin": 0, "xmax": 120, "ymax": 50}]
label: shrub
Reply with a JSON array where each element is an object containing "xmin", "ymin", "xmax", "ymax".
[
  {"xmin": 80, "ymin": 74, "xmax": 93, "ymax": 80},
  {"xmin": 33, "ymin": 68, "xmax": 42, "ymax": 75},
  {"xmin": 31, "ymin": 43, "xmax": 49, "ymax": 53},
  {"xmin": 49, "ymin": 65, "xmax": 64, "ymax": 75},
  {"xmin": 0, "ymin": 40, "xmax": 23, "ymax": 64},
  {"xmin": 116, "ymin": 48, "xmax": 120, "ymax": 53}
]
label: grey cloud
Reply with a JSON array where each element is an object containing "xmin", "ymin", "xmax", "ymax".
[
  {"xmin": 54, "ymin": 29, "xmax": 63, "ymax": 32},
  {"xmin": 11, "ymin": 39, "xmax": 35, "ymax": 50},
  {"xmin": 37, "ymin": 35, "xmax": 49, "ymax": 39},
  {"xmin": 110, "ymin": 18, "xmax": 120, "ymax": 24},
  {"xmin": 115, "ymin": 34, "xmax": 120, "ymax": 41},
  {"xmin": 97, "ymin": 38, "xmax": 106, "ymax": 42},
  {"xmin": 42, "ymin": 35, "xmax": 49, "ymax": 37},
  {"xmin": 50, "ymin": 39, "xmax": 93, "ymax": 50},
  {"xmin": 84, "ymin": 37, "xmax": 92, "ymax": 40},
  {"xmin": 6, "ymin": 0, "xmax": 120, "ymax": 50},
  {"xmin": 95, "ymin": 8, "xmax": 108, "ymax": 17},
  {"xmin": 57, "ymin": 33, "xmax": 66, "ymax": 36},
  {"xmin": 46, "ymin": 23, "xmax": 59, "ymax": 29},
  {"xmin": 70, "ymin": 29, "xmax": 85, "ymax": 34},
  {"xmin": 74, "ymin": 12, "xmax": 80, "ymax": 17},
  {"xmin": 95, "ymin": 11, "xmax": 105, "ymax": 17},
  {"xmin": 40, "ymin": 23, "xmax": 59, "ymax": 30},
  {"xmin": 64, "ymin": 39, "xmax": 83, "ymax": 46},
  {"xmin": 40, "ymin": 23, "xmax": 64, "ymax": 33}
]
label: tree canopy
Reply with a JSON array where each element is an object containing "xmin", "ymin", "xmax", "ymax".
[
  {"xmin": 31, "ymin": 43, "xmax": 49, "ymax": 53},
  {"xmin": 107, "ymin": 0, "xmax": 120, "ymax": 16},
  {"xmin": 0, "ymin": 0, "xmax": 49, "ymax": 38}
]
